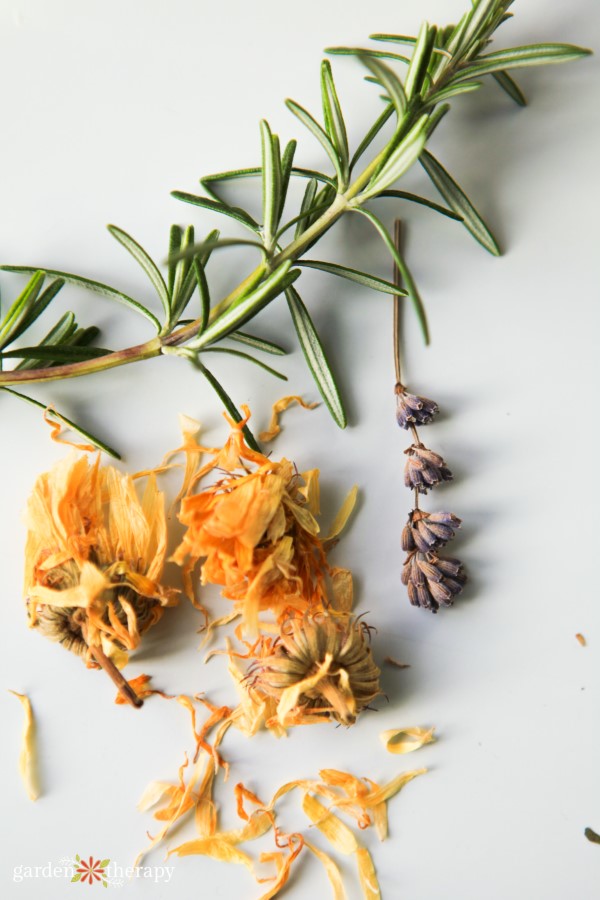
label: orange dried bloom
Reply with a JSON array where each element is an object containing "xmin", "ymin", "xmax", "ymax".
[
  {"xmin": 24, "ymin": 453, "xmax": 177, "ymax": 670},
  {"xmin": 174, "ymin": 409, "xmax": 352, "ymax": 636}
]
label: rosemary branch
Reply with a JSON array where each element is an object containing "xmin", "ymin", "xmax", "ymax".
[{"xmin": 0, "ymin": 0, "xmax": 590, "ymax": 450}]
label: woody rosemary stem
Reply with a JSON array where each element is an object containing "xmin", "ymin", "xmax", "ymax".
[{"xmin": 89, "ymin": 644, "xmax": 143, "ymax": 709}]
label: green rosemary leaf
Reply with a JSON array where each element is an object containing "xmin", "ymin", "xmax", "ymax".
[
  {"xmin": 0, "ymin": 270, "xmax": 45, "ymax": 350},
  {"xmin": 201, "ymin": 166, "xmax": 335, "ymax": 198},
  {"xmin": 285, "ymin": 286, "xmax": 346, "ymax": 428},
  {"xmin": 169, "ymin": 225, "xmax": 197, "ymax": 322},
  {"xmin": 198, "ymin": 229, "xmax": 221, "ymax": 267},
  {"xmin": 492, "ymin": 70, "xmax": 527, "ymax": 106},
  {"xmin": 278, "ymin": 139, "xmax": 297, "ymax": 221},
  {"xmin": 260, "ymin": 120, "xmax": 282, "ymax": 247},
  {"xmin": 353, "ymin": 208, "xmax": 429, "ymax": 344},
  {"xmin": 369, "ymin": 33, "xmax": 418, "ymax": 45},
  {"xmin": 285, "ymin": 99, "xmax": 344, "ymax": 186},
  {"xmin": 359, "ymin": 115, "xmax": 429, "ymax": 199},
  {"xmin": 419, "ymin": 149, "xmax": 500, "ymax": 255},
  {"xmin": 15, "ymin": 311, "xmax": 77, "ymax": 370},
  {"xmin": 350, "ymin": 104, "xmax": 394, "ymax": 172},
  {"xmin": 169, "ymin": 237, "xmax": 267, "ymax": 264},
  {"xmin": 7, "ymin": 277, "xmax": 66, "ymax": 345},
  {"xmin": 228, "ymin": 331, "xmax": 287, "ymax": 356},
  {"xmin": 193, "ymin": 361, "xmax": 261, "ymax": 452},
  {"xmin": 326, "ymin": 47, "xmax": 411, "ymax": 65},
  {"xmin": 359, "ymin": 55, "xmax": 407, "ymax": 117},
  {"xmin": 1, "ymin": 344, "xmax": 111, "ymax": 362},
  {"xmin": 455, "ymin": 43, "xmax": 592, "ymax": 80},
  {"xmin": 0, "ymin": 386, "xmax": 120, "ymax": 458},
  {"xmin": 377, "ymin": 190, "xmax": 463, "ymax": 221},
  {"xmin": 168, "ymin": 225, "xmax": 183, "ymax": 296},
  {"xmin": 405, "ymin": 22, "xmax": 435, "ymax": 99},
  {"xmin": 107, "ymin": 225, "xmax": 170, "ymax": 324},
  {"xmin": 170, "ymin": 192, "xmax": 259, "ymax": 236},
  {"xmin": 193, "ymin": 259, "xmax": 210, "ymax": 335},
  {"xmin": 202, "ymin": 347, "xmax": 287, "ymax": 381},
  {"xmin": 0, "ymin": 265, "xmax": 161, "ymax": 332},
  {"xmin": 191, "ymin": 262, "xmax": 299, "ymax": 349},
  {"xmin": 320, "ymin": 60, "xmax": 350, "ymax": 186},
  {"xmin": 296, "ymin": 259, "xmax": 405, "ymax": 296},
  {"xmin": 426, "ymin": 81, "xmax": 482, "ymax": 105},
  {"xmin": 459, "ymin": 0, "xmax": 498, "ymax": 55},
  {"xmin": 585, "ymin": 828, "xmax": 600, "ymax": 845}
]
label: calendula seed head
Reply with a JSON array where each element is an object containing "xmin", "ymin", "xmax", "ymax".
[{"xmin": 250, "ymin": 613, "xmax": 381, "ymax": 726}]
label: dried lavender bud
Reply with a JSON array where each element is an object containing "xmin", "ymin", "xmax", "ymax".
[
  {"xmin": 402, "ymin": 550, "xmax": 466, "ymax": 613},
  {"xmin": 402, "ymin": 509, "xmax": 462, "ymax": 553},
  {"xmin": 404, "ymin": 444, "xmax": 453, "ymax": 494},
  {"xmin": 395, "ymin": 383, "xmax": 439, "ymax": 429}
]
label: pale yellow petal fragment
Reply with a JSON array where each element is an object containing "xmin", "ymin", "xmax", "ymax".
[
  {"xmin": 298, "ymin": 468, "xmax": 321, "ymax": 515},
  {"xmin": 218, "ymin": 810, "xmax": 273, "ymax": 844},
  {"xmin": 168, "ymin": 837, "xmax": 254, "ymax": 870},
  {"xmin": 372, "ymin": 802, "xmax": 388, "ymax": 842},
  {"xmin": 259, "ymin": 395, "xmax": 318, "ymax": 442},
  {"xmin": 363, "ymin": 768, "xmax": 427, "ymax": 807},
  {"xmin": 330, "ymin": 567, "xmax": 354, "ymax": 613},
  {"xmin": 256, "ymin": 839, "xmax": 303, "ymax": 900},
  {"xmin": 356, "ymin": 848, "xmax": 381, "ymax": 900},
  {"xmin": 304, "ymin": 839, "xmax": 347, "ymax": 900},
  {"xmin": 9, "ymin": 691, "xmax": 39, "ymax": 801},
  {"xmin": 137, "ymin": 780, "xmax": 177, "ymax": 812},
  {"xmin": 575, "ymin": 633, "xmax": 586, "ymax": 646},
  {"xmin": 277, "ymin": 654, "xmax": 333, "ymax": 725},
  {"xmin": 380, "ymin": 726, "xmax": 436, "ymax": 755},
  {"xmin": 325, "ymin": 485, "xmax": 358, "ymax": 541},
  {"xmin": 303, "ymin": 794, "xmax": 358, "ymax": 856}
]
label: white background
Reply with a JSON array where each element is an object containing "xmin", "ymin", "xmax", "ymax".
[{"xmin": 1, "ymin": 1, "xmax": 599, "ymax": 898}]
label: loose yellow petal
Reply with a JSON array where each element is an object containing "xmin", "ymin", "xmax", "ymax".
[
  {"xmin": 168, "ymin": 837, "xmax": 255, "ymax": 870},
  {"xmin": 356, "ymin": 848, "xmax": 381, "ymax": 900},
  {"xmin": 9, "ymin": 691, "xmax": 39, "ymax": 801},
  {"xmin": 360, "ymin": 768, "xmax": 427, "ymax": 808},
  {"xmin": 259, "ymin": 396, "xmax": 318, "ymax": 442},
  {"xmin": 305, "ymin": 839, "xmax": 347, "ymax": 900},
  {"xmin": 325, "ymin": 485, "xmax": 358, "ymax": 541},
  {"xmin": 302, "ymin": 793, "xmax": 358, "ymax": 855},
  {"xmin": 380, "ymin": 726, "xmax": 436, "ymax": 755}
]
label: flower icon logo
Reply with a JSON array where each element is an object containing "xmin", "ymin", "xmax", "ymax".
[{"xmin": 71, "ymin": 855, "xmax": 110, "ymax": 887}]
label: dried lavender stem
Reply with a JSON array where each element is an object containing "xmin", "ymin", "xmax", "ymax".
[
  {"xmin": 89, "ymin": 644, "xmax": 143, "ymax": 709},
  {"xmin": 393, "ymin": 218, "xmax": 404, "ymax": 387}
]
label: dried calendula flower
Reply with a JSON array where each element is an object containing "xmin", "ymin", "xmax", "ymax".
[
  {"xmin": 174, "ymin": 409, "xmax": 356, "ymax": 636},
  {"xmin": 24, "ymin": 454, "xmax": 177, "ymax": 705},
  {"xmin": 249, "ymin": 612, "xmax": 381, "ymax": 727}
]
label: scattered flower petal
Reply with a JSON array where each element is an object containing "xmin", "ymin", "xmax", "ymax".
[
  {"xmin": 380, "ymin": 726, "xmax": 436, "ymax": 754},
  {"xmin": 9, "ymin": 691, "xmax": 39, "ymax": 801}
]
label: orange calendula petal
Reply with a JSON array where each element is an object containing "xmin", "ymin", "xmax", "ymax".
[
  {"xmin": 302, "ymin": 794, "xmax": 358, "ymax": 855},
  {"xmin": 9, "ymin": 691, "xmax": 39, "ymax": 801},
  {"xmin": 256, "ymin": 836, "xmax": 303, "ymax": 900},
  {"xmin": 259, "ymin": 396, "xmax": 318, "ymax": 443},
  {"xmin": 380, "ymin": 726, "xmax": 436, "ymax": 754},
  {"xmin": 43, "ymin": 407, "xmax": 97, "ymax": 452},
  {"xmin": 358, "ymin": 768, "xmax": 427, "ymax": 808},
  {"xmin": 356, "ymin": 848, "xmax": 381, "ymax": 900},
  {"xmin": 304, "ymin": 839, "xmax": 347, "ymax": 900}
]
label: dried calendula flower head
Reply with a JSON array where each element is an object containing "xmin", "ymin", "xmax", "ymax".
[
  {"xmin": 24, "ymin": 454, "xmax": 177, "ymax": 674},
  {"xmin": 249, "ymin": 612, "xmax": 381, "ymax": 727},
  {"xmin": 174, "ymin": 409, "xmax": 356, "ymax": 636},
  {"xmin": 395, "ymin": 383, "xmax": 439, "ymax": 429}
]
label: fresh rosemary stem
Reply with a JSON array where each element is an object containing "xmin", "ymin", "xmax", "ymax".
[
  {"xmin": 89, "ymin": 644, "xmax": 144, "ymax": 709},
  {"xmin": 393, "ymin": 218, "xmax": 404, "ymax": 386}
]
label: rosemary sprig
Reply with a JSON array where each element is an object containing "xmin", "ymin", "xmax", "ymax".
[{"xmin": 0, "ymin": 0, "xmax": 590, "ymax": 451}]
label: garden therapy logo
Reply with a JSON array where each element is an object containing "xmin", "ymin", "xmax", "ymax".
[{"xmin": 71, "ymin": 855, "xmax": 110, "ymax": 887}]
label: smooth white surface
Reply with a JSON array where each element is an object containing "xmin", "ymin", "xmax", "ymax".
[{"xmin": 1, "ymin": 1, "xmax": 599, "ymax": 898}]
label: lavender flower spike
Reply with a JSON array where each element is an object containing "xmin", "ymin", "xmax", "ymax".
[
  {"xmin": 401, "ymin": 551, "xmax": 466, "ymax": 613},
  {"xmin": 401, "ymin": 510, "xmax": 462, "ymax": 553},
  {"xmin": 395, "ymin": 383, "xmax": 439, "ymax": 430},
  {"xmin": 404, "ymin": 444, "xmax": 453, "ymax": 494}
]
